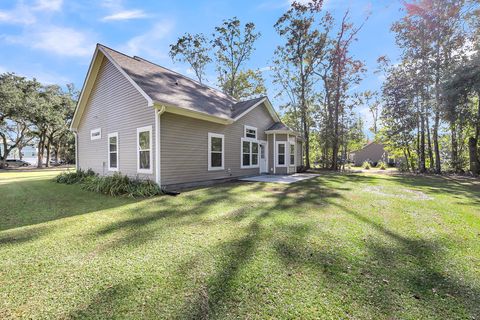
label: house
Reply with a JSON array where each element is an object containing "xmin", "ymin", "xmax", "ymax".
[
  {"xmin": 349, "ymin": 142, "xmax": 392, "ymax": 167},
  {"xmin": 70, "ymin": 44, "xmax": 304, "ymax": 189}
]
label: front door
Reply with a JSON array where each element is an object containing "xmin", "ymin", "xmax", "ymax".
[{"xmin": 259, "ymin": 143, "xmax": 267, "ymax": 173}]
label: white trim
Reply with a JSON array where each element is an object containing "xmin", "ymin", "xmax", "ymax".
[
  {"xmin": 99, "ymin": 46, "xmax": 153, "ymax": 107},
  {"xmin": 265, "ymin": 129, "xmax": 299, "ymax": 136},
  {"xmin": 208, "ymin": 132, "xmax": 225, "ymax": 171},
  {"xmin": 70, "ymin": 49, "xmax": 102, "ymax": 130},
  {"xmin": 276, "ymin": 141, "xmax": 287, "ymax": 167},
  {"xmin": 163, "ymin": 104, "xmax": 233, "ymax": 124},
  {"xmin": 155, "ymin": 106, "xmax": 166, "ymax": 185},
  {"xmin": 107, "ymin": 132, "xmax": 119, "ymax": 171},
  {"xmin": 273, "ymin": 133, "xmax": 276, "ymax": 174},
  {"xmin": 240, "ymin": 138, "xmax": 260, "ymax": 169},
  {"xmin": 244, "ymin": 125, "xmax": 257, "ymax": 139},
  {"xmin": 74, "ymin": 131, "xmax": 79, "ymax": 170},
  {"xmin": 137, "ymin": 125, "xmax": 153, "ymax": 174},
  {"xmin": 90, "ymin": 128, "xmax": 101, "ymax": 140}
]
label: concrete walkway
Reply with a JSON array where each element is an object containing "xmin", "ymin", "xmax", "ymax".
[{"xmin": 239, "ymin": 173, "xmax": 320, "ymax": 184}]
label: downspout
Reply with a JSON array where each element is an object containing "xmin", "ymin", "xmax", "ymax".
[
  {"xmin": 273, "ymin": 133, "xmax": 276, "ymax": 174},
  {"xmin": 73, "ymin": 131, "xmax": 79, "ymax": 170},
  {"xmin": 155, "ymin": 106, "xmax": 166, "ymax": 186}
]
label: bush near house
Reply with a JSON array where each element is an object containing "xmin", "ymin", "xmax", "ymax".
[
  {"xmin": 377, "ymin": 161, "xmax": 387, "ymax": 170},
  {"xmin": 55, "ymin": 170, "xmax": 162, "ymax": 198},
  {"xmin": 363, "ymin": 161, "xmax": 371, "ymax": 170}
]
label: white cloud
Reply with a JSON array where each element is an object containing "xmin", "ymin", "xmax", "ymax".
[
  {"xmin": 101, "ymin": 9, "xmax": 147, "ymax": 21},
  {"xmin": 120, "ymin": 20, "xmax": 175, "ymax": 60},
  {"xmin": 0, "ymin": 4, "xmax": 37, "ymax": 25},
  {"xmin": 34, "ymin": 0, "xmax": 63, "ymax": 11},
  {"xmin": 5, "ymin": 26, "xmax": 96, "ymax": 57}
]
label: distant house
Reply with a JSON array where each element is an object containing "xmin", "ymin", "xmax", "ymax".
[
  {"xmin": 349, "ymin": 142, "xmax": 392, "ymax": 166},
  {"xmin": 70, "ymin": 44, "xmax": 304, "ymax": 189}
]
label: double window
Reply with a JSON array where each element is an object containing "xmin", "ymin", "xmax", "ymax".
[
  {"xmin": 241, "ymin": 139, "xmax": 259, "ymax": 168},
  {"xmin": 137, "ymin": 126, "xmax": 152, "ymax": 173},
  {"xmin": 208, "ymin": 133, "xmax": 224, "ymax": 170},
  {"xmin": 108, "ymin": 132, "xmax": 118, "ymax": 171}
]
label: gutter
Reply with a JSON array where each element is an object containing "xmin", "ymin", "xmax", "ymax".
[{"xmin": 155, "ymin": 106, "xmax": 166, "ymax": 186}]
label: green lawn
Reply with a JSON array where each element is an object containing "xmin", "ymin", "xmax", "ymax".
[{"xmin": 0, "ymin": 170, "xmax": 479, "ymax": 319}]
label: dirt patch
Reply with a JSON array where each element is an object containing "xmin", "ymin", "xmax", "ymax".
[{"xmin": 365, "ymin": 185, "xmax": 433, "ymax": 201}]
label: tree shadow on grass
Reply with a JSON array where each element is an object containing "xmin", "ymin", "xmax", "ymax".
[
  {"xmin": 0, "ymin": 178, "xmax": 135, "ymax": 232},
  {"xmin": 274, "ymin": 198, "xmax": 480, "ymax": 318},
  {"xmin": 389, "ymin": 174, "xmax": 480, "ymax": 206}
]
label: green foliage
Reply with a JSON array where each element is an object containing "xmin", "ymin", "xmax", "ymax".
[
  {"xmin": 55, "ymin": 169, "xmax": 96, "ymax": 184},
  {"xmin": 377, "ymin": 161, "xmax": 387, "ymax": 170},
  {"xmin": 169, "ymin": 33, "xmax": 211, "ymax": 83},
  {"xmin": 81, "ymin": 172, "xmax": 162, "ymax": 198},
  {"xmin": 363, "ymin": 161, "xmax": 371, "ymax": 170},
  {"xmin": 213, "ymin": 17, "xmax": 261, "ymax": 99}
]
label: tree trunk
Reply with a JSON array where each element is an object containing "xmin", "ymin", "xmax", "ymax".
[
  {"xmin": 468, "ymin": 137, "xmax": 479, "ymax": 174},
  {"xmin": 451, "ymin": 121, "xmax": 459, "ymax": 172},
  {"xmin": 426, "ymin": 115, "xmax": 434, "ymax": 170},
  {"xmin": 37, "ymin": 133, "xmax": 45, "ymax": 168},
  {"xmin": 0, "ymin": 134, "xmax": 7, "ymax": 168},
  {"xmin": 419, "ymin": 106, "xmax": 426, "ymax": 173},
  {"xmin": 46, "ymin": 140, "xmax": 51, "ymax": 168},
  {"xmin": 433, "ymin": 111, "xmax": 441, "ymax": 173}
]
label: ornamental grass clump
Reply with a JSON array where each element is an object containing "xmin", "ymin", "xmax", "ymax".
[{"xmin": 54, "ymin": 168, "xmax": 96, "ymax": 184}]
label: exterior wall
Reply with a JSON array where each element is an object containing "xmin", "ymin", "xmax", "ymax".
[
  {"xmin": 77, "ymin": 57, "xmax": 156, "ymax": 179},
  {"xmin": 352, "ymin": 143, "xmax": 387, "ymax": 166},
  {"xmin": 160, "ymin": 102, "xmax": 275, "ymax": 186}
]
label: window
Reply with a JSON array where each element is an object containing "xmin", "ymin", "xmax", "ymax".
[
  {"xmin": 290, "ymin": 143, "xmax": 295, "ymax": 165},
  {"xmin": 241, "ymin": 139, "xmax": 259, "ymax": 168},
  {"xmin": 208, "ymin": 133, "xmax": 224, "ymax": 170},
  {"xmin": 244, "ymin": 125, "xmax": 257, "ymax": 139},
  {"xmin": 137, "ymin": 126, "xmax": 152, "ymax": 173},
  {"xmin": 277, "ymin": 142, "xmax": 286, "ymax": 166},
  {"xmin": 90, "ymin": 128, "xmax": 101, "ymax": 140},
  {"xmin": 108, "ymin": 132, "xmax": 119, "ymax": 171}
]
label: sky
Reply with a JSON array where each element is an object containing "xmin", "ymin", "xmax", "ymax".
[{"xmin": 0, "ymin": 0, "xmax": 405, "ymax": 131}]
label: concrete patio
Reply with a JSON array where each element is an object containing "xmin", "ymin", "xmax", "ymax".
[{"xmin": 239, "ymin": 173, "xmax": 320, "ymax": 184}]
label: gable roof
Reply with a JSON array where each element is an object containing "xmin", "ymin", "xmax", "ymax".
[{"xmin": 71, "ymin": 44, "xmax": 280, "ymax": 130}]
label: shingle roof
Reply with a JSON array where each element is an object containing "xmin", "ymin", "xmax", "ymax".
[
  {"xmin": 267, "ymin": 122, "xmax": 291, "ymax": 131},
  {"xmin": 100, "ymin": 45, "xmax": 267, "ymax": 120}
]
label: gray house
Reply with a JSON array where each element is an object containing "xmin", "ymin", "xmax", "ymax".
[
  {"xmin": 71, "ymin": 44, "xmax": 303, "ymax": 189},
  {"xmin": 349, "ymin": 142, "xmax": 390, "ymax": 166}
]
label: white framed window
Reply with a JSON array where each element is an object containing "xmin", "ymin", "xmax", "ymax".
[
  {"xmin": 290, "ymin": 142, "xmax": 295, "ymax": 166},
  {"xmin": 137, "ymin": 126, "xmax": 152, "ymax": 174},
  {"xmin": 276, "ymin": 142, "xmax": 287, "ymax": 167},
  {"xmin": 108, "ymin": 132, "xmax": 119, "ymax": 171},
  {"xmin": 244, "ymin": 125, "xmax": 257, "ymax": 139},
  {"xmin": 208, "ymin": 133, "xmax": 224, "ymax": 171},
  {"xmin": 241, "ymin": 138, "xmax": 259, "ymax": 168},
  {"xmin": 90, "ymin": 128, "xmax": 101, "ymax": 140}
]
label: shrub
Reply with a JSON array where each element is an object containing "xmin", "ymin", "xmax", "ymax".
[
  {"xmin": 55, "ymin": 169, "xmax": 96, "ymax": 184},
  {"xmin": 81, "ymin": 172, "xmax": 161, "ymax": 198},
  {"xmin": 363, "ymin": 161, "xmax": 371, "ymax": 170},
  {"xmin": 377, "ymin": 161, "xmax": 387, "ymax": 170}
]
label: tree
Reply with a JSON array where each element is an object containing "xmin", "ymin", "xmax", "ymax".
[
  {"xmin": 169, "ymin": 33, "xmax": 211, "ymax": 84},
  {"xmin": 273, "ymin": 0, "xmax": 331, "ymax": 169},
  {"xmin": 363, "ymin": 90, "xmax": 381, "ymax": 136},
  {"xmin": 0, "ymin": 73, "xmax": 38, "ymax": 168},
  {"xmin": 213, "ymin": 17, "xmax": 262, "ymax": 99},
  {"xmin": 444, "ymin": 53, "xmax": 480, "ymax": 173}
]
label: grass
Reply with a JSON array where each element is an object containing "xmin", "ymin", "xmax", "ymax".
[{"xmin": 0, "ymin": 169, "xmax": 479, "ymax": 319}]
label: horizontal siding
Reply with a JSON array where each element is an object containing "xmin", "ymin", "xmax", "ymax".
[
  {"xmin": 161, "ymin": 103, "xmax": 275, "ymax": 185},
  {"xmin": 77, "ymin": 57, "xmax": 156, "ymax": 179}
]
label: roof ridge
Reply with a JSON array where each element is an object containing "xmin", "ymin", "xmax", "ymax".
[{"xmin": 97, "ymin": 43, "xmax": 237, "ymax": 103}]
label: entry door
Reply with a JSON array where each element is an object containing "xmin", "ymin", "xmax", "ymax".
[{"xmin": 259, "ymin": 143, "xmax": 267, "ymax": 173}]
